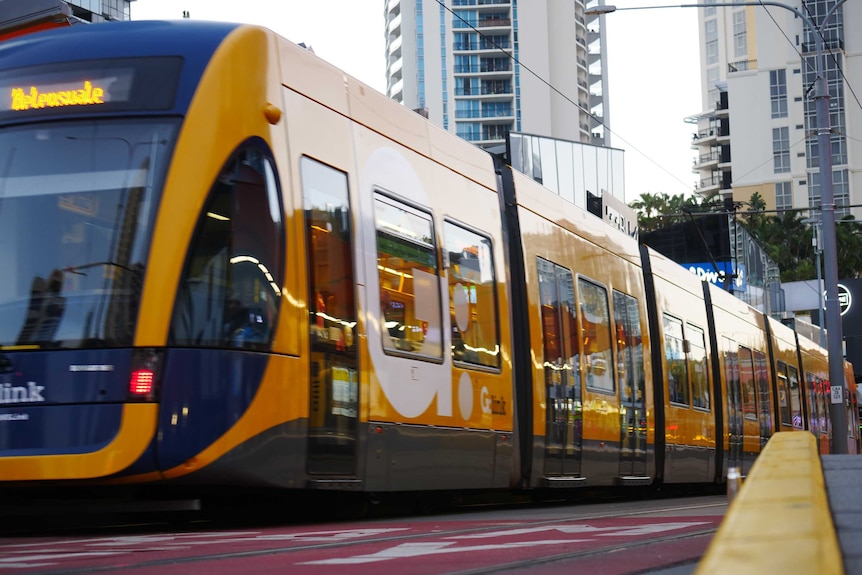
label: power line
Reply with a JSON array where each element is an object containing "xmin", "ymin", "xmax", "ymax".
[{"xmin": 430, "ymin": 0, "xmax": 696, "ymax": 193}]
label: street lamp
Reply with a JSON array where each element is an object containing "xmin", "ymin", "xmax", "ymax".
[{"xmin": 592, "ymin": 1, "xmax": 849, "ymax": 452}]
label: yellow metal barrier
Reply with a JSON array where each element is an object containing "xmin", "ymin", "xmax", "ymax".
[{"xmin": 696, "ymin": 432, "xmax": 843, "ymax": 575}]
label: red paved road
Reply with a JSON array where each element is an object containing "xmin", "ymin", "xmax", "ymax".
[{"xmin": 0, "ymin": 515, "xmax": 722, "ymax": 574}]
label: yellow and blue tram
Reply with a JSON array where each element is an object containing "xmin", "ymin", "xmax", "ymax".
[{"xmin": 0, "ymin": 21, "xmax": 856, "ymax": 494}]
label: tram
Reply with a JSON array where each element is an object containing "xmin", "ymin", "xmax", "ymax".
[{"xmin": 0, "ymin": 21, "xmax": 855, "ymax": 496}]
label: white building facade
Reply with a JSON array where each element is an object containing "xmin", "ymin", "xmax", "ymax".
[
  {"xmin": 384, "ymin": 0, "xmax": 611, "ymax": 150},
  {"xmin": 692, "ymin": 0, "xmax": 862, "ymax": 222}
]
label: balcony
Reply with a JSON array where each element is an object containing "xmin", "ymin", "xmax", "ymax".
[
  {"xmin": 478, "ymin": 18, "xmax": 511, "ymax": 27},
  {"xmin": 453, "ymin": 0, "xmax": 511, "ymax": 5},
  {"xmin": 692, "ymin": 129, "xmax": 717, "ymax": 146},
  {"xmin": 697, "ymin": 175, "xmax": 721, "ymax": 192},
  {"xmin": 693, "ymin": 150, "xmax": 720, "ymax": 170},
  {"xmin": 727, "ymin": 59, "xmax": 757, "ymax": 73}
]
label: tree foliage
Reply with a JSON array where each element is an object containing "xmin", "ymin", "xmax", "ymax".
[{"xmin": 629, "ymin": 191, "xmax": 862, "ymax": 282}]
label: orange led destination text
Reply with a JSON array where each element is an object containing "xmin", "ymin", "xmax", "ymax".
[{"xmin": 10, "ymin": 80, "xmax": 105, "ymax": 111}]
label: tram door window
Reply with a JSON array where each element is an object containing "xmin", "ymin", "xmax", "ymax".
[
  {"xmin": 374, "ymin": 194, "xmax": 442, "ymax": 359},
  {"xmin": 444, "ymin": 221, "xmax": 500, "ymax": 368},
  {"xmin": 537, "ymin": 258, "xmax": 582, "ymax": 477},
  {"xmin": 614, "ymin": 290, "xmax": 645, "ymax": 478},
  {"xmin": 302, "ymin": 157, "xmax": 359, "ymax": 476},
  {"xmin": 807, "ymin": 372, "xmax": 820, "ymax": 435},
  {"xmin": 754, "ymin": 350, "xmax": 772, "ymax": 446},
  {"xmin": 787, "ymin": 365, "xmax": 803, "ymax": 429},
  {"xmin": 817, "ymin": 377, "xmax": 830, "ymax": 439},
  {"xmin": 722, "ymin": 337, "xmax": 743, "ymax": 469},
  {"xmin": 738, "ymin": 347, "xmax": 757, "ymax": 422},
  {"xmin": 776, "ymin": 362, "xmax": 791, "ymax": 428},
  {"xmin": 170, "ymin": 142, "xmax": 283, "ymax": 351}
]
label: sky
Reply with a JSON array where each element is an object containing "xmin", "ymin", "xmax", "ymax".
[{"xmin": 130, "ymin": 0, "xmax": 702, "ymax": 204}]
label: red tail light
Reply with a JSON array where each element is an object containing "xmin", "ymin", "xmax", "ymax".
[
  {"xmin": 130, "ymin": 369, "xmax": 155, "ymax": 395},
  {"xmin": 128, "ymin": 348, "xmax": 164, "ymax": 401}
]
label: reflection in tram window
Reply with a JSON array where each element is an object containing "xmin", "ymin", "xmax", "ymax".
[
  {"xmin": 777, "ymin": 361, "xmax": 792, "ymax": 427},
  {"xmin": 739, "ymin": 347, "xmax": 757, "ymax": 420},
  {"xmin": 579, "ymin": 278, "xmax": 613, "ymax": 393},
  {"xmin": 0, "ymin": 119, "xmax": 177, "ymax": 349},
  {"xmin": 444, "ymin": 221, "xmax": 499, "ymax": 368},
  {"xmin": 663, "ymin": 315, "xmax": 688, "ymax": 405},
  {"xmin": 302, "ymin": 157, "xmax": 359, "ymax": 475},
  {"xmin": 788, "ymin": 365, "xmax": 803, "ymax": 429},
  {"xmin": 688, "ymin": 324, "xmax": 709, "ymax": 410},
  {"xmin": 170, "ymin": 142, "xmax": 283, "ymax": 351},
  {"xmin": 374, "ymin": 194, "xmax": 442, "ymax": 358}
]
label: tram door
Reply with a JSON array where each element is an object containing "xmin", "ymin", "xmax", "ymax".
[
  {"xmin": 302, "ymin": 158, "xmax": 359, "ymax": 476},
  {"xmin": 723, "ymin": 338, "xmax": 743, "ymax": 470},
  {"xmin": 538, "ymin": 259, "xmax": 582, "ymax": 478},
  {"xmin": 614, "ymin": 291, "xmax": 647, "ymax": 478}
]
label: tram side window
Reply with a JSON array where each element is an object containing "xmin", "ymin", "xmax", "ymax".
[
  {"xmin": 788, "ymin": 364, "xmax": 803, "ymax": 429},
  {"xmin": 723, "ymin": 338, "xmax": 742, "ymax": 422},
  {"xmin": 807, "ymin": 372, "xmax": 820, "ymax": 434},
  {"xmin": 375, "ymin": 194, "xmax": 442, "ymax": 359},
  {"xmin": 817, "ymin": 377, "xmax": 830, "ymax": 435},
  {"xmin": 663, "ymin": 315, "xmax": 688, "ymax": 405},
  {"xmin": 169, "ymin": 142, "xmax": 283, "ymax": 350},
  {"xmin": 777, "ymin": 361, "xmax": 792, "ymax": 427},
  {"xmin": 579, "ymin": 278, "xmax": 613, "ymax": 393},
  {"xmin": 754, "ymin": 349, "xmax": 773, "ymax": 437},
  {"xmin": 738, "ymin": 347, "xmax": 757, "ymax": 421},
  {"xmin": 688, "ymin": 324, "xmax": 710, "ymax": 410},
  {"xmin": 444, "ymin": 221, "xmax": 499, "ymax": 368},
  {"xmin": 613, "ymin": 291, "xmax": 644, "ymax": 404}
]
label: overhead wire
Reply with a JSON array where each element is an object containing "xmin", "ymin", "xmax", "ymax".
[
  {"xmin": 431, "ymin": 0, "xmax": 696, "ymax": 192},
  {"xmin": 431, "ymin": 0, "xmax": 854, "ymax": 203}
]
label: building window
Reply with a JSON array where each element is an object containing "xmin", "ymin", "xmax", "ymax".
[
  {"xmin": 705, "ymin": 19, "xmax": 718, "ymax": 65},
  {"xmin": 808, "ymin": 169, "xmax": 849, "ymax": 218},
  {"xmin": 707, "ymin": 66, "xmax": 720, "ymax": 86},
  {"xmin": 733, "ymin": 11, "xmax": 747, "ymax": 57},
  {"xmin": 770, "ymin": 69, "xmax": 787, "ymax": 118},
  {"xmin": 703, "ymin": 0, "xmax": 716, "ymax": 17},
  {"xmin": 772, "ymin": 127, "xmax": 790, "ymax": 173},
  {"xmin": 834, "ymin": 169, "xmax": 850, "ymax": 219},
  {"xmin": 775, "ymin": 181, "xmax": 792, "ymax": 213}
]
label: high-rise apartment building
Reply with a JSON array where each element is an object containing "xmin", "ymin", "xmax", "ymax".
[
  {"xmin": 65, "ymin": 0, "xmax": 134, "ymax": 22},
  {"xmin": 691, "ymin": 0, "xmax": 861, "ymax": 221},
  {"xmin": 385, "ymin": 0, "xmax": 610, "ymax": 149},
  {"xmin": 0, "ymin": 0, "xmax": 134, "ymax": 41}
]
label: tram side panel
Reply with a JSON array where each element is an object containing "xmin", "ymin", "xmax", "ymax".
[
  {"xmin": 508, "ymin": 169, "xmax": 655, "ymax": 488},
  {"xmin": 640, "ymin": 248, "xmax": 716, "ymax": 484},
  {"xmin": 280, "ymin": 41, "xmax": 517, "ymax": 492}
]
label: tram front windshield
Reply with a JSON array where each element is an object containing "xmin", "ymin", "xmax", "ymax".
[{"xmin": 0, "ymin": 119, "xmax": 177, "ymax": 349}]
